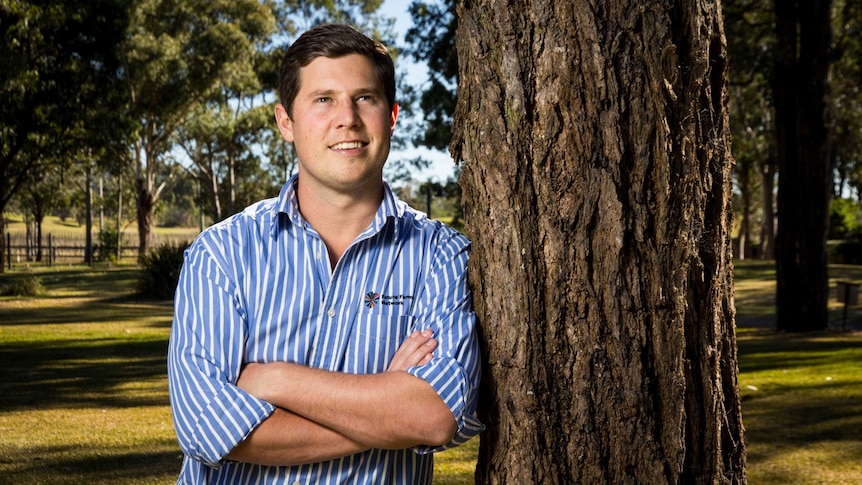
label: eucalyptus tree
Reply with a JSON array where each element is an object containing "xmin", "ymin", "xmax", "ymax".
[
  {"xmin": 119, "ymin": 0, "xmax": 276, "ymax": 255},
  {"xmin": 403, "ymin": 0, "xmax": 457, "ymax": 152},
  {"xmin": 831, "ymin": 0, "xmax": 862, "ymax": 198},
  {"xmin": 772, "ymin": 0, "xmax": 834, "ymax": 332},
  {"xmin": 453, "ymin": 0, "xmax": 745, "ymax": 481},
  {"xmin": 724, "ymin": 0, "xmax": 776, "ymax": 260},
  {"xmin": 0, "ymin": 0, "xmax": 128, "ymax": 272},
  {"xmin": 176, "ymin": 102, "xmax": 278, "ymax": 223}
]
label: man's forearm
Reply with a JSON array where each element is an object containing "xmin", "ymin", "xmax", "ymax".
[
  {"xmin": 226, "ymin": 407, "xmax": 368, "ymax": 466},
  {"xmin": 235, "ymin": 329, "xmax": 457, "ymax": 451},
  {"xmin": 244, "ymin": 364, "xmax": 456, "ymax": 449}
]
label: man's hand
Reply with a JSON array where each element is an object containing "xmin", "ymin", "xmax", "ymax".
[{"xmin": 387, "ymin": 329, "xmax": 437, "ymax": 371}]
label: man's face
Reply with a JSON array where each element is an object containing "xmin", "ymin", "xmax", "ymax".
[{"xmin": 276, "ymin": 54, "xmax": 398, "ymax": 196}]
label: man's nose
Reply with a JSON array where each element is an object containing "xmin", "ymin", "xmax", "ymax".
[{"xmin": 335, "ymin": 100, "xmax": 360, "ymax": 128}]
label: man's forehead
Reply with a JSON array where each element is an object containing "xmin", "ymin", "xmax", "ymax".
[{"xmin": 297, "ymin": 55, "xmax": 383, "ymax": 92}]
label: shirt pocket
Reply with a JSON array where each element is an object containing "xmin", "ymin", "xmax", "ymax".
[{"xmin": 344, "ymin": 314, "xmax": 413, "ymax": 374}]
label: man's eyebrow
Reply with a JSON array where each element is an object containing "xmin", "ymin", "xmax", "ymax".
[
  {"xmin": 305, "ymin": 88, "xmax": 336, "ymax": 98},
  {"xmin": 305, "ymin": 86, "xmax": 383, "ymax": 98}
]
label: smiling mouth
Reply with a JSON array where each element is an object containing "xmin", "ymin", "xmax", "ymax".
[{"xmin": 330, "ymin": 141, "xmax": 366, "ymax": 150}]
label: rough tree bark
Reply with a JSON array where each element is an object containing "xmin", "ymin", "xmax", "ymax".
[{"xmin": 451, "ymin": 0, "xmax": 746, "ymax": 483}]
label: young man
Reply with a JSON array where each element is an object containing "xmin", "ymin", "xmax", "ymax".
[{"xmin": 167, "ymin": 24, "xmax": 483, "ymax": 484}]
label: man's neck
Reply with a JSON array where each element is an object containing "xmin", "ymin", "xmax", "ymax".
[{"xmin": 296, "ymin": 180, "xmax": 384, "ymax": 267}]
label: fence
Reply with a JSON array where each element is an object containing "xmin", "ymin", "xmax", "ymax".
[{"xmin": 3, "ymin": 230, "xmax": 196, "ymax": 270}]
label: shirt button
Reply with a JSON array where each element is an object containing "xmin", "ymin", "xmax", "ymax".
[{"xmin": 327, "ymin": 308, "xmax": 336, "ymax": 318}]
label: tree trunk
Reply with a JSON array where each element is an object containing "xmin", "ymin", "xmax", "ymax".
[
  {"xmin": 760, "ymin": 157, "xmax": 775, "ymax": 260},
  {"xmin": 451, "ymin": 1, "xmax": 746, "ymax": 483},
  {"xmin": 117, "ymin": 173, "xmax": 123, "ymax": 261},
  {"xmin": 738, "ymin": 163, "xmax": 753, "ymax": 260},
  {"xmin": 135, "ymin": 176, "xmax": 155, "ymax": 258},
  {"xmin": 85, "ymin": 161, "xmax": 93, "ymax": 265},
  {"xmin": 773, "ymin": 0, "xmax": 832, "ymax": 332},
  {"xmin": 0, "ymin": 213, "xmax": 5, "ymax": 273}
]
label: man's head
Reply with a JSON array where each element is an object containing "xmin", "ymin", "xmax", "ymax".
[{"xmin": 278, "ymin": 24, "xmax": 396, "ymax": 118}]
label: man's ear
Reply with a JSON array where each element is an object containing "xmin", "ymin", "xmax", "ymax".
[
  {"xmin": 275, "ymin": 104, "xmax": 294, "ymax": 142},
  {"xmin": 390, "ymin": 102, "xmax": 399, "ymax": 134}
]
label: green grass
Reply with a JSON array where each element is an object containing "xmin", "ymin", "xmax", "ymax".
[
  {"xmin": 1, "ymin": 260, "xmax": 862, "ymax": 483},
  {"xmin": 0, "ymin": 265, "xmax": 178, "ymax": 484},
  {"xmin": 737, "ymin": 328, "xmax": 862, "ymax": 484}
]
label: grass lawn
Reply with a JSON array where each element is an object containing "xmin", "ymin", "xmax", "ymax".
[{"xmin": 1, "ymin": 259, "xmax": 861, "ymax": 483}]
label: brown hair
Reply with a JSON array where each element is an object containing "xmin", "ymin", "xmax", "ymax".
[{"xmin": 278, "ymin": 24, "xmax": 396, "ymax": 117}]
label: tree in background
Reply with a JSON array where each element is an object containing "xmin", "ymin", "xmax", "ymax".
[
  {"xmin": 831, "ymin": 0, "xmax": 862, "ymax": 198},
  {"xmin": 452, "ymin": 0, "xmax": 745, "ymax": 481},
  {"xmin": 400, "ymin": 0, "xmax": 464, "ymax": 217},
  {"xmin": 0, "ymin": 0, "xmax": 129, "ymax": 272},
  {"xmin": 724, "ymin": 0, "xmax": 776, "ymax": 260},
  {"xmin": 772, "ymin": 0, "xmax": 833, "ymax": 332},
  {"xmin": 118, "ymin": 0, "xmax": 276, "ymax": 256},
  {"xmin": 404, "ymin": 0, "xmax": 457, "ymax": 152}
]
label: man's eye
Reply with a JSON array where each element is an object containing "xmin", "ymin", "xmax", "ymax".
[{"xmin": 316, "ymin": 97, "xmax": 330, "ymax": 103}]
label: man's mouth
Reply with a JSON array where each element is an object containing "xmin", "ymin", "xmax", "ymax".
[{"xmin": 330, "ymin": 141, "xmax": 366, "ymax": 150}]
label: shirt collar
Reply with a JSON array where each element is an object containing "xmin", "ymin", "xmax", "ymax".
[{"xmin": 272, "ymin": 174, "xmax": 405, "ymax": 239}]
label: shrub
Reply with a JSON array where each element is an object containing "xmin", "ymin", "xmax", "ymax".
[
  {"xmin": 94, "ymin": 228, "xmax": 120, "ymax": 263},
  {"xmin": 137, "ymin": 240, "xmax": 189, "ymax": 300},
  {"xmin": 0, "ymin": 273, "xmax": 44, "ymax": 297},
  {"xmin": 829, "ymin": 197, "xmax": 861, "ymax": 240}
]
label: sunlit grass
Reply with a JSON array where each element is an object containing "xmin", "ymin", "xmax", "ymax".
[
  {"xmin": 435, "ymin": 439, "xmax": 479, "ymax": 485},
  {"xmin": 737, "ymin": 329, "xmax": 862, "ymax": 484},
  {"xmin": 3, "ymin": 260, "xmax": 862, "ymax": 483},
  {"xmin": 0, "ymin": 267, "xmax": 177, "ymax": 484}
]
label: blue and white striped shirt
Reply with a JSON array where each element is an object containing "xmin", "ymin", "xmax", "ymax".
[{"xmin": 168, "ymin": 175, "xmax": 483, "ymax": 484}]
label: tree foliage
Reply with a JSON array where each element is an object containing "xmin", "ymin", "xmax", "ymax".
[
  {"xmin": 0, "ymin": 0, "xmax": 129, "ymax": 272},
  {"xmin": 404, "ymin": 0, "xmax": 457, "ymax": 151},
  {"xmin": 119, "ymin": 0, "xmax": 277, "ymax": 255}
]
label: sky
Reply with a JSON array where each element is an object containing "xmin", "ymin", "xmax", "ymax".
[{"xmin": 380, "ymin": 0, "xmax": 458, "ymax": 183}]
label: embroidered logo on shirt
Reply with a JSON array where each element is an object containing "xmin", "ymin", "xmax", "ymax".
[
  {"xmin": 364, "ymin": 292, "xmax": 380, "ymax": 308},
  {"xmin": 364, "ymin": 291, "xmax": 414, "ymax": 308}
]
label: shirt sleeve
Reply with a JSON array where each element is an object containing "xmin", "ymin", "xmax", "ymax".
[
  {"xmin": 167, "ymin": 237, "xmax": 276, "ymax": 467},
  {"xmin": 407, "ymin": 228, "xmax": 484, "ymax": 453}
]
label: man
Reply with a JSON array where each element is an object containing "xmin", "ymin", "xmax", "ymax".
[{"xmin": 167, "ymin": 24, "xmax": 482, "ymax": 484}]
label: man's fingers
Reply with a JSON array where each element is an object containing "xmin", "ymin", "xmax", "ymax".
[{"xmin": 387, "ymin": 329, "xmax": 437, "ymax": 371}]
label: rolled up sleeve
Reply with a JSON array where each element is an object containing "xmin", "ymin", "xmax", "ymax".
[
  {"xmin": 408, "ymin": 231, "xmax": 484, "ymax": 453},
  {"xmin": 167, "ymin": 241, "xmax": 275, "ymax": 467}
]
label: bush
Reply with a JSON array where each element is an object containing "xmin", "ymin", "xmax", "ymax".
[
  {"xmin": 829, "ymin": 197, "xmax": 861, "ymax": 240},
  {"xmin": 94, "ymin": 228, "xmax": 120, "ymax": 263},
  {"xmin": 137, "ymin": 240, "xmax": 189, "ymax": 300},
  {"xmin": 0, "ymin": 273, "xmax": 44, "ymax": 297}
]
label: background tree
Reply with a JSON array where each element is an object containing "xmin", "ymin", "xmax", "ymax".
[
  {"xmin": 119, "ymin": 0, "xmax": 276, "ymax": 256},
  {"xmin": 831, "ymin": 0, "xmax": 862, "ymax": 199},
  {"xmin": 772, "ymin": 0, "xmax": 833, "ymax": 332},
  {"xmin": 452, "ymin": 0, "xmax": 746, "ymax": 482},
  {"xmin": 0, "ymin": 0, "xmax": 127, "ymax": 272},
  {"xmin": 404, "ymin": 0, "xmax": 458, "ymax": 151},
  {"xmin": 724, "ymin": 0, "xmax": 776, "ymax": 260},
  {"xmin": 19, "ymin": 162, "xmax": 69, "ymax": 262}
]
